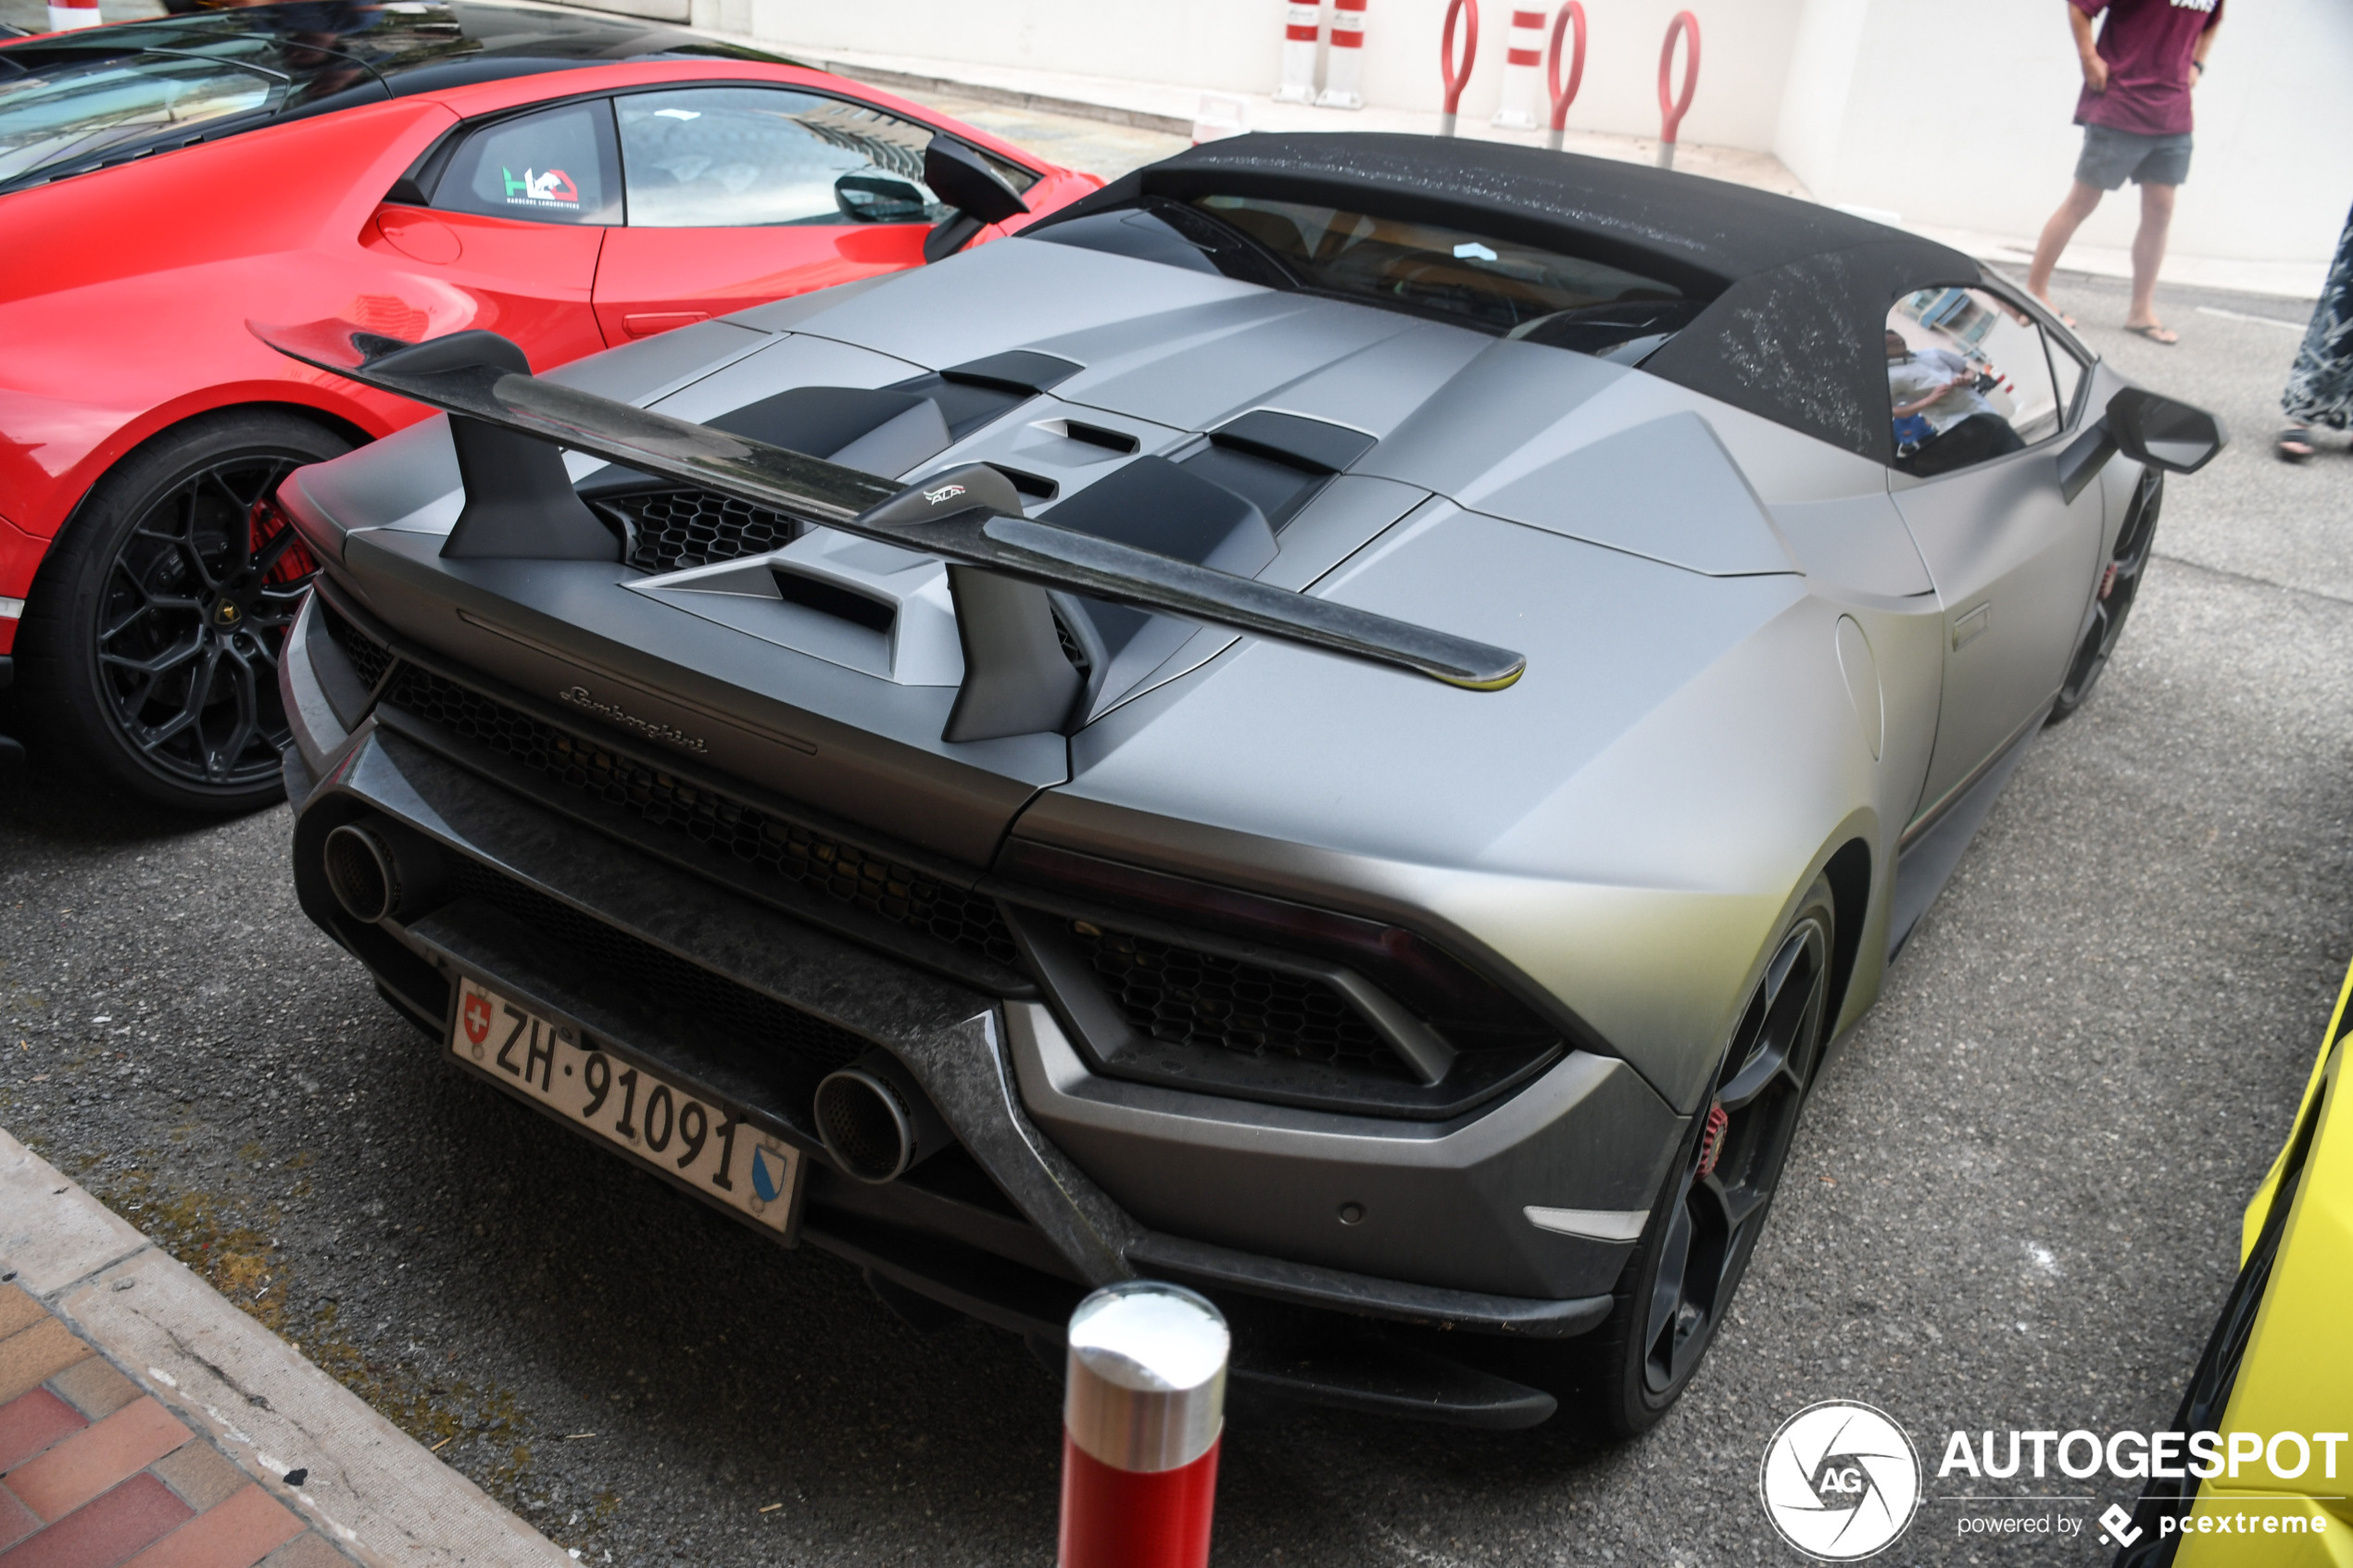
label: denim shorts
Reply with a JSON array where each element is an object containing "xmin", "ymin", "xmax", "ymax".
[{"xmin": 2076, "ymin": 123, "xmax": 2194, "ymax": 190}]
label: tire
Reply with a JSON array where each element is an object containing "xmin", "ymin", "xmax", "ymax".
[
  {"xmin": 1519, "ymin": 876, "xmax": 1838, "ymax": 1439},
  {"xmin": 2048, "ymin": 468, "xmax": 2162, "ymax": 724},
  {"xmin": 15, "ymin": 410, "xmax": 349, "ymax": 813}
]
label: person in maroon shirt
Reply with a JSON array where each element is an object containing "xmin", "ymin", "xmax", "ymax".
[{"xmin": 2026, "ymin": 0, "xmax": 2224, "ymax": 345}]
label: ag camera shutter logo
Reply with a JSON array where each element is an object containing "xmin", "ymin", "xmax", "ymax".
[{"xmin": 1759, "ymin": 1401, "xmax": 1922, "ymax": 1560}]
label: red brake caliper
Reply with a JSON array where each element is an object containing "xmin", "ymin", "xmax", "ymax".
[
  {"xmin": 249, "ymin": 494, "xmax": 319, "ymax": 586},
  {"xmin": 1695, "ymin": 1102, "xmax": 1730, "ymax": 1179},
  {"xmin": 2097, "ymin": 561, "xmax": 2120, "ymax": 601}
]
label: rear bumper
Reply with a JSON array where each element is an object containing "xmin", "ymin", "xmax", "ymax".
[{"xmin": 281, "ymin": 589, "xmax": 1664, "ymax": 1425}]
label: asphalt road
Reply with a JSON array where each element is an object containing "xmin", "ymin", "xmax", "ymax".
[{"xmin": 3, "ymin": 263, "xmax": 2347, "ymax": 1567}]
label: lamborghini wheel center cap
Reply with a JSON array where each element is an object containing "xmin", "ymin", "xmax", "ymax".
[{"xmin": 209, "ymin": 596, "xmax": 245, "ymax": 629}]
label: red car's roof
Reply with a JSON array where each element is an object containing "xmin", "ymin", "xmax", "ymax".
[
  {"xmin": 0, "ymin": 0, "xmax": 799, "ymax": 90},
  {"xmin": 0, "ymin": 0, "xmax": 1055, "ymax": 197}
]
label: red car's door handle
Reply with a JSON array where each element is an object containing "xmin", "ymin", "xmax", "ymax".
[{"xmin": 622, "ymin": 311, "xmax": 709, "ymax": 338}]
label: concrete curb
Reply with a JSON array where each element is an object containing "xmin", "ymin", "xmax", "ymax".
[{"xmin": 0, "ymin": 1130, "xmax": 572, "ymax": 1568}]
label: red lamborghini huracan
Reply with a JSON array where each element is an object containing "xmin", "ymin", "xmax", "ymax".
[{"xmin": 0, "ymin": 0, "xmax": 1097, "ymax": 809}]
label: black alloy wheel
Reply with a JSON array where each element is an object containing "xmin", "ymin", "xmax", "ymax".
[
  {"xmin": 1523, "ymin": 876, "xmax": 1836, "ymax": 1439},
  {"xmin": 2049, "ymin": 469, "xmax": 2163, "ymax": 722},
  {"xmin": 16, "ymin": 411, "xmax": 349, "ymax": 813}
]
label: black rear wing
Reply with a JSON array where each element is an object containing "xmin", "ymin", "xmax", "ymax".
[{"xmin": 254, "ymin": 320, "xmax": 1523, "ymax": 736}]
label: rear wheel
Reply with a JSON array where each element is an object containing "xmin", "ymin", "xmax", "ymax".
[
  {"xmin": 17, "ymin": 410, "xmax": 346, "ymax": 813},
  {"xmin": 1525, "ymin": 876, "xmax": 1836, "ymax": 1438},
  {"xmin": 2049, "ymin": 468, "xmax": 2162, "ymax": 723}
]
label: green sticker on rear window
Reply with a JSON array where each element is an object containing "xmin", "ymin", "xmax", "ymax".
[{"xmin": 501, "ymin": 166, "xmax": 579, "ymax": 207}]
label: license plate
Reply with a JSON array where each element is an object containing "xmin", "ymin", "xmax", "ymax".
[{"xmin": 448, "ymin": 977, "xmax": 803, "ymax": 1238}]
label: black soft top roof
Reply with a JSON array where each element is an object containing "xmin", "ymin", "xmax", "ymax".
[{"xmin": 1061, "ymin": 132, "xmax": 1987, "ymax": 464}]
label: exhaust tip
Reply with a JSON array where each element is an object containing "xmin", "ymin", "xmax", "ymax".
[
  {"xmin": 322, "ymin": 823, "xmax": 396, "ymax": 923},
  {"xmin": 813, "ymin": 1068, "xmax": 916, "ymax": 1183}
]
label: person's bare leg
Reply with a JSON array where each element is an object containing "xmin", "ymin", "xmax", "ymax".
[
  {"xmin": 2125, "ymin": 181, "xmax": 2178, "ymax": 340},
  {"xmin": 2029, "ymin": 182, "xmax": 2104, "ymax": 323}
]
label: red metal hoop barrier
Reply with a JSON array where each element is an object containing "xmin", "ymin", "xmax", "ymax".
[
  {"xmin": 1544, "ymin": 1, "xmax": 1586, "ymax": 150},
  {"xmin": 1655, "ymin": 10, "xmax": 1699, "ymax": 168},
  {"xmin": 1438, "ymin": 0, "xmax": 1478, "ymax": 138}
]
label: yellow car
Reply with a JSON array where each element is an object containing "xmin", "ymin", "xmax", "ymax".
[{"xmin": 2116, "ymin": 960, "xmax": 2353, "ymax": 1564}]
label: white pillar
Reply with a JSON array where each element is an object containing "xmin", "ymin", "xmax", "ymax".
[
  {"xmin": 1494, "ymin": 6, "xmax": 1545, "ymax": 129},
  {"xmin": 1316, "ymin": 0, "xmax": 1367, "ymax": 109},
  {"xmin": 46, "ymin": 0, "xmax": 102, "ymax": 30},
  {"xmin": 1276, "ymin": 0, "xmax": 1324, "ymax": 104}
]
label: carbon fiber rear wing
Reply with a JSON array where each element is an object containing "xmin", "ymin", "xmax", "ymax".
[{"xmin": 253, "ymin": 320, "xmax": 1524, "ymax": 721}]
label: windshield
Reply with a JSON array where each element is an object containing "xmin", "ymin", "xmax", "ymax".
[
  {"xmin": 1193, "ymin": 193, "xmax": 1684, "ymax": 334},
  {"xmin": 0, "ymin": 53, "xmax": 283, "ymax": 184}
]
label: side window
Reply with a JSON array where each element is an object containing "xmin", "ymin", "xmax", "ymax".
[
  {"xmin": 1883, "ymin": 287, "xmax": 2064, "ymax": 477},
  {"xmin": 615, "ymin": 86, "xmax": 952, "ymax": 229},
  {"xmin": 434, "ymin": 101, "xmax": 622, "ymax": 225}
]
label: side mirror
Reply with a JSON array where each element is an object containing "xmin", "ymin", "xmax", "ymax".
[
  {"xmin": 922, "ymin": 135, "xmax": 1028, "ymax": 227},
  {"xmin": 2106, "ymin": 386, "xmax": 2226, "ymax": 474},
  {"xmin": 835, "ymin": 172, "xmax": 931, "ymax": 225}
]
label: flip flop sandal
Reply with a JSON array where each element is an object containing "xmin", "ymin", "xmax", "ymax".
[
  {"xmin": 2277, "ymin": 427, "xmax": 2317, "ymax": 462},
  {"xmin": 2125, "ymin": 323, "xmax": 2180, "ymax": 345}
]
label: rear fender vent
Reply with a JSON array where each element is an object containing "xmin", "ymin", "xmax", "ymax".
[{"xmin": 1003, "ymin": 903, "xmax": 1561, "ymax": 1121}]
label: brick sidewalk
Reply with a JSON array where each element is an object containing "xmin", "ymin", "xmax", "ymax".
[
  {"xmin": 0, "ymin": 1277, "xmax": 343, "ymax": 1568},
  {"xmin": 2, "ymin": 1132, "xmax": 567, "ymax": 1568}
]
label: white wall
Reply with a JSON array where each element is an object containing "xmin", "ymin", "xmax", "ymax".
[
  {"xmin": 718, "ymin": 0, "xmax": 2353, "ymax": 268},
  {"xmin": 1779, "ymin": 0, "xmax": 2353, "ymax": 266},
  {"xmin": 731, "ymin": 0, "xmax": 1804, "ymax": 142},
  {"xmin": 738, "ymin": 0, "xmax": 1277, "ymax": 100}
]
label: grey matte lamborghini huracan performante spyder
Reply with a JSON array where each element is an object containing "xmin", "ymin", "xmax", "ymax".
[{"xmin": 261, "ymin": 133, "xmax": 2221, "ymax": 1436}]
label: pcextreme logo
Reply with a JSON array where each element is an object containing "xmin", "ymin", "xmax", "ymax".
[{"xmin": 1759, "ymin": 1401, "xmax": 1922, "ymax": 1560}]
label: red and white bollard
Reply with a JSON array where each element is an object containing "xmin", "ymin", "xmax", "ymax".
[
  {"xmin": 1192, "ymin": 92, "xmax": 1250, "ymax": 144},
  {"xmin": 1436, "ymin": 0, "xmax": 1477, "ymax": 138},
  {"xmin": 1655, "ymin": 10, "xmax": 1700, "ymax": 169},
  {"xmin": 1275, "ymin": 0, "xmax": 1323, "ymax": 104},
  {"xmin": 1544, "ymin": 1, "xmax": 1586, "ymax": 150},
  {"xmin": 1315, "ymin": 0, "xmax": 1367, "ymax": 109},
  {"xmin": 46, "ymin": 0, "xmax": 102, "ymax": 31},
  {"xmin": 1057, "ymin": 1283, "xmax": 1229, "ymax": 1568},
  {"xmin": 1491, "ymin": 6, "xmax": 1545, "ymax": 130}
]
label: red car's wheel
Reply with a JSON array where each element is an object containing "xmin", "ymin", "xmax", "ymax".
[{"xmin": 17, "ymin": 410, "xmax": 349, "ymax": 813}]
